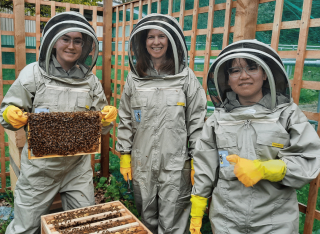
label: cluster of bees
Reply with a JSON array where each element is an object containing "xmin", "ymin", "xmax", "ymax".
[{"xmin": 28, "ymin": 111, "xmax": 101, "ymax": 157}]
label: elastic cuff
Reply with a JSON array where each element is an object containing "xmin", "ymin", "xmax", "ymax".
[{"xmin": 120, "ymin": 154, "xmax": 131, "ymax": 168}]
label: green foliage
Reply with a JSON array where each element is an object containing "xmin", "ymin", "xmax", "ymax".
[
  {"xmin": 4, "ymin": 189, "xmax": 14, "ymax": 208},
  {"xmin": 0, "ymin": 189, "xmax": 14, "ymax": 234},
  {"xmin": 96, "ymin": 175, "xmax": 139, "ymax": 218},
  {"xmin": 0, "ymin": 218, "xmax": 12, "ymax": 234}
]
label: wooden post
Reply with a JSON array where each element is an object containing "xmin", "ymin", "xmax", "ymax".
[
  {"xmin": 138, "ymin": 0, "xmax": 143, "ymax": 20},
  {"xmin": 13, "ymin": 0, "xmax": 26, "ymax": 77},
  {"xmin": 291, "ymin": 0, "xmax": 313, "ymax": 104},
  {"xmin": 270, "ymin": 0, "xmax": 284, "ymax": 51},
  {"xmin": 157, "ymin": 0, "xmax": 161, "ymax": 14},
  {"xmin": 233, "ymin": 0, "xmax": 259, "ymax": 42},
  {"xmin": 168, "ymin": 0, "xmax": 173, "ymax": 16},
  {"xmin": 101, "ymin": 0, "xmax": 113, "ymax": 177},
  {"xmin": 202, "ymin": 0, "xmax": 215, "ymax": 92},
  {"xmin": 304, "ymin": 174, "xmax": 320, "ymax": 234},
  {"xmin": 35, "ymin": 0, "xmax": 41, "ymax": 60},
  {"xmin": 148, "ymin": 0, "xmax": 152, "ymax": 14},
  {"xmin": 51, "ymin": 1, "xmax": 56, "ymax": 17},
  {"xmin": 0, "ymin": 19, "xmax": 5, "ymax": 193},
  {"xmin": 222, "ymin": 0, "xmax": 232, "ymax": 48},
  {"xmin": 179, "ymin": 0, "xmax": 186, "ymax": 29},
  {"xmin": 189, "ymin": 0, "xmax": 199, "ymax": 70}
]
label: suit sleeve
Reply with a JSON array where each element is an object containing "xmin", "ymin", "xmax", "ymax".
[
  {"xmin": 0, "ymin": 63, "xmax": 37, "ymax": 131},
  {"xmin": 192, "ymin": 116, "xmax": 220, "ymax": 198},
  {"xmin": 279, "ymin": 104, "xmax": 320, "ymax": 189},
  {"xmin": 185, "ymin": 69, "xmax": 207, "ymax": 158},
  {"xmin": 116, "ymin": 75, "xmax": 133, "ymax": 155}
]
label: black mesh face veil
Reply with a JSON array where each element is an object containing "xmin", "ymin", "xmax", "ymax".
[
  {"xmin": 207, "ymin": 40, "xmax": 291, "ymax": 110},
  {"xmin": 39, "ymin": 12, "xmax": 99, "ymax": 78},
  {"xmin": 128, "ymin": 14, "xmax": 188, "ymax": 77}
]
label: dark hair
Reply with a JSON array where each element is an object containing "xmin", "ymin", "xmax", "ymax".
[{"xmin": 135, "ymin": 29, "xmax": 175, "ymax": 77}]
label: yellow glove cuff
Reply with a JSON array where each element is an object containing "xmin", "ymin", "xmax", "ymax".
[
  {"xmin": 191, "ymin": 159, "xmax": 194, "ymax": 170},
  {"xmin": 190, "ymin": 195, "xmax": 208, "ymax": 218},
  {"xmin": 120, "ymin": 154, "xmax": 131, "ymax": 168},
  {"xmin": 3, "ymin": 105, "xmax": 15, "ymax": 124},
  {"xmin": 260, "ymin": 159, "xmax": 287, "ymax": 182},
  {"xmin": 101, "ymin": 118, "xmax": 111, "ymax": 126}
]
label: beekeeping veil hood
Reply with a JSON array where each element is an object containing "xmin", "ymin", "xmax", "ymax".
[
  {"xmin": 128, "ymin": 13, "xmax": 188, "ymax": 77},
  {"xmin": 207, "ymin": 39, "xmax": 291, "ymax": 111},
  {"xmin": 39, "ymin": 11, "xmax": 99, "ymax": 78}
]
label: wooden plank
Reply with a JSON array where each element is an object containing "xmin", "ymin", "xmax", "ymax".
[
  {"xmin": 302, "ymin": 81, "xmax": 320, "ymax": 91},
  {"xmin": 79, "ymin": 4, "xmax": 84, "ymax": 15},
  {"xmin": 120, "ymin": 4, "xmax": 126, "ymax": 95},
  {"xmin": 304, "ymin": 174, "xmax": 320, "ymax": 234},
  {"xmin": 157, "ymin": 0, "xmax": 161, "ymax": 13},
  {"xmin": 188, "ymin": 0, "xmax": 200, "ymax": 70},
  {"xmin": 51, "ymin": 1, "xmax": 56, "ymax": 17},
  {"xmin": 148, "ymin": 0, "xmax": 152, "ymax": 14},
  {"xmin": 233, "ymin": 0, "xmax": 259, "ymax": 41},
  {"xmin": 291, "ymin": 0, "xmax": 312, "ymax": 105},
  {"xmin": 8, "ymin": 138, "xmax": 22, "ymax": 170},
  {"xmin": 222, "ymin": 0, "xmax": 232, "ymax": 48},
  {"xmin": 13, "ymin": 0, "xmax": 26, "ymax": 77},
  {"xmin": 270, "ymin": 0, "xmax": 284, "ymax": 51},
  {"xmin": 179, "ymin": 0, "xmax": 186, "ymax": 29},
  {"xmin": 202, "ymin": 0, "xmax": 215, "ymax": 92},
  {"xmin": 101, "ymin": 0, "xmax": 113, "ymax": 178},
  {"xmin": 129, "ymin": 3, "xmax": 134, "ymax": 33},
  {"xmin": 4, "ymin": 128, "xmax": 26, "ymax": 148},
  {"xmin": 36, "ymin": 0, "xmax": 41, "ymax": 60},
  {"xmin": 9, "ymin": 165, "xmax": 17, "ymax": 193},
  {"xmin": 139, "ymin": 0, "xmax": 143, "ymax": 20},
  {"xmin": 92, "ymin": 6, "xmax": 98, "ymax": 76},
  {"xmin": 168, "ymin": 0, "xmax": 173, "ymax": 16}
]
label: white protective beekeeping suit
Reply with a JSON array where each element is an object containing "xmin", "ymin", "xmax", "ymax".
[
  {"xmin": 0, "ymin": 12, "xmax": 112, "ymax": 234},
  {"xmin": 192, "ymin": 39, "xmax": 320, "ymax": 233},
  {"xmin": 116, "ymin": 14, "xmax": 207, "ymax": 234}
]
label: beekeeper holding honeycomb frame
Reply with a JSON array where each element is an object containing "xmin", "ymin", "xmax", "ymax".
[{"xmin": 0, "ymin": 12, "xmax": 117, "ymax": 234}]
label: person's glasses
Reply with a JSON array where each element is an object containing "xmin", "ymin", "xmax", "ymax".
[
  {"xmin": 58, "ymin": 37, "xmax": 84, "ymax": 48},
  {"xmin": 227, "ymin": 64, "xmax": 261, "ymax": 78}
]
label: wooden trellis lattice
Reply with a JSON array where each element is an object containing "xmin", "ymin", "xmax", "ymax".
[{"xmin": 1, "ymin": 0, "xmax": 320, "ymax": 232}]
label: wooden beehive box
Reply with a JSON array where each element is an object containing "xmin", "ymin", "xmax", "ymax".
[{"xmin": 41, "ymin": 201, "xmax": 152, "ymax": 234}]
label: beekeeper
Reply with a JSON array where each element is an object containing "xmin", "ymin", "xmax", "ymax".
[
  {"xmin": 190, "ymin": 39, "xmax": 320, "ymax": 234},
  {"xmin": 116, "ymin": 13, "xmax": 207, "ymax": 234},
  {"xmin": 0, "ymin": 12, "xmax": 117, "ymax": 234}
]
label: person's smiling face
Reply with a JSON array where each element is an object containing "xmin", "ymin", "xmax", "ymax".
[
  {"xmin": 54, "ymin": 32, "xmax": 83, "ymax": 70},
  {"xmin": 227, "ymin": 58, "xmax": 267, "ymax": 105},
  {"xmin": 146, "ymin": 29, "xmax": 168, "ymax": 62}
]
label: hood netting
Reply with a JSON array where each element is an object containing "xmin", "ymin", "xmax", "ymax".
[
  {"xmin": 39, "ymin": 12, "xmax": 99, "ymax": 78},
  {"xmin": 207, "ymin": 40, "xmax": 291, "ymax": 111},
  {"xmin": 128, "ymin": 14, "xmax": 188, "ymax": 77}
]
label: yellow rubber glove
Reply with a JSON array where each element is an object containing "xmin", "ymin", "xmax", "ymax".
[
  {"xmin": 227, "ymin": 154, "xmax": 287, "ymax": 187},
  {"xmin": 120, "ymin": 154, "xmax": 132, "ymax": 181},
  {"xmin": 190, "ymin": 195, "xmax": 208, "ymax": 234},
  {"xmin": 191, "ymin": 159, "xmax": 195, "ymax": 185},
  {"xmin": 190, "ymin": 217, "xmax": 202, "ymax": 234},
  {"xmin": 3, "ymin": 105, "xmax": 28, "ymax": 129},
  {"xmin": 101, "ymin": 106, "xmax": 117, "ymax": 126}
]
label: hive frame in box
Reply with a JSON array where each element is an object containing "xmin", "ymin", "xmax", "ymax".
[
  {"xmin": 41, "ymin": 200, "xmax": 152, "ymax": 234},
  {"xmin": 27, "ymin": 124, "xmax": 101, "ymax": 160}
]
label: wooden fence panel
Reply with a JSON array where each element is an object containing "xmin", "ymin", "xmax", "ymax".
[{"xmin": 1, "ymin": 1, "xmax": 320, "ymax": 231}]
